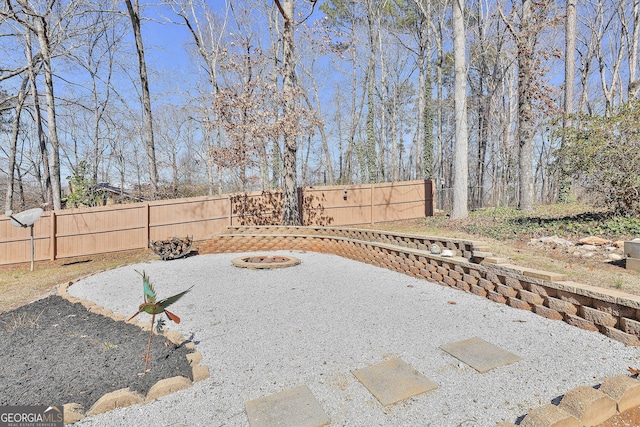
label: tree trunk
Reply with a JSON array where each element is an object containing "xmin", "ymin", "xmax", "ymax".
[
  {"xmin": 418, "ymin": 8, "xmax": 434, "ymax": 180},
  {"xmin": 5, "ymin": 74, "xmax": 29, "ymax": 212},
  {"xmin": 451, "ymin": 0, "xmax": 468, "ymax": 219},
  {"xmin": 34, "ymin": 17, "xmax": 62, "ymax": 210},
  {"xmin": 517, "ymin": 0, "xmax": 535, "ymax": 212},
  {"xmin": 363, "ymin": 0, "xmax": 379, "ymax": 183},
  {"xmin": 125, "ymin": 0, "xmax": 159, "ymax": 199},
  {"xmin": 558, "ymin": 0, "xmax": 576, "ymax": 203},
  {"xmin": 276, "ymin": 0, "xmax": 300, "ymax": 225}
]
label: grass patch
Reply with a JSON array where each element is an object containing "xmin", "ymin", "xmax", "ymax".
[
  {"xmin": 418, "ymin": 203, "xmax": 640, "ymax": 241},
  {"xmin": 0, "ymin": 250, "xmax": 156, "ymax": 314},
  {"xmin": 0, "ymin": 309, "xmax": 44, "ymax": 331}
]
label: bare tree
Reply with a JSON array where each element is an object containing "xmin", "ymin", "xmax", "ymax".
[
  {"xmin": 558, "ymin": 0, "xmax": 576, "ymax": 202},
  {"xmin": 275, "ymin": 0, "xmax": 299, "ymax": 225},
  {"xmin": 3, "ymin": 0, "xmax": 67, "ymax": 209},
  {"xmin": 500, "ymin": 0, "xmax": 558, "ymax": 212},
  {"xmin": 4, "ymin": 74, "xmax": 29, "ymax": 212},
  {"xmin": 451, "ymin": 0, "xmax": 468, "ymax": 218},
  {"xmin": 124, "ymin": 0, "xmax": 159, "ymax": 198}
]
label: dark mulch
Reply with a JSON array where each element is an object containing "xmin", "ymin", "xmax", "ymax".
[{"xmin": 0, "ymin": 295, "xmax": 194, "ymax": 412}]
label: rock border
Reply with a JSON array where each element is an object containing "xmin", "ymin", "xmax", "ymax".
[
  {"xmin": 231, "ymin": 254, "xmax": 301, "ymax": 269},
  {"xmin": 496, "ymin": 374, "xmax": 640, "ymax": 426},
  {"xmin": 56, "ymin": 280, "xmax": 210, "ymax": 425}
]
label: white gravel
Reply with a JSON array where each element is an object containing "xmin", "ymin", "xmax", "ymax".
[{"xmin": 67, "ymin": 251, "xmax": 640, "ymax": 427}]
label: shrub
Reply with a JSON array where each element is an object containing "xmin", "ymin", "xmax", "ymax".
[{"xmin": 558, "ymin": 102, "xmax": 640, "ymax": 216}]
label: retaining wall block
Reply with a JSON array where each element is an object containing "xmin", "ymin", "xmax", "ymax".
[
  {"xmin": 463, "ymin": 274, "xmax": 479, "ymax": 286},
  {"xmin": 469, "ymin": 269, "xmax": 482, "ymax": 279},
  {"xmin": 478, "ymin": 278, "xmax": 496, "ymax": 292},
  {"xmin": 565, "ymin": 314, "xmax": 600, "ymax": 332},
  {"xmin": 455, "ymin": 280, "xmax": 471, "ymax": 292},
  {"xmin": 504, "ymin": 277, "xmax": 524, "ymax": 290},
  {"xmin": 519, "ymin": 403, "xmax": 580, "ymax": 427},
  {"xmin": 557, "ymin": 385, "xmax": 616, "ymax": 426},
  {"xmin": 580, "ymin": 306, "xmax": 618, "ymax": 328},
  {"xmin": 529, "ymin": 283, "xmax": 554, "ymax": 297},
  {"xmin": 556, "ymin": 289, "xmax": 593, "ymax": 307},
  {"xmin": 532, "ymin": 304, "xmax": 563, "ymax": 321},
  {"xmin": 621, "ymin": 317, "xmax": 640, "ymax": 337},
  {"xmin": 593, "ymin": 299, "xmax": 636, "ymax": 319},
  {"xmin": 470, "ymin": 284, "xmax": 488, "ymax": 298},
  {"xmin": 546, "ymin": 296, "xmax": 578, "ymax": 316},
  {"xmin": 507, "ymin": 297, "xmax": 532, "ymax": 311},
  {"xmin": 494, "ymin": 283, "xmax": 518, "ymax": 298},
  {"xmin": 599, "ymin": 375, "xmax": 640, "ymax": 413},
  {"xmin": 449, "ymin": 270, "xmax": 463, "ymax": 281},
  {"xmin": 485, "ymin": 271, "xmax": 500, "ymax": 284},
  {"xmin": 487, "ymin": 291, "xmax": 507, "ymax": 304},
  {"xmin": 600, "ymin": 326, "xmax": 640, "ymax": 346},
  {"xmin": 518, "ymin": 289, "xmax": 545, "ymax": 306}
]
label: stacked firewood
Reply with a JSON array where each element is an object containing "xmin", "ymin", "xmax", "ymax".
[{"xmin": 150, "ymin": 236, "xmax": 193, "ymax": 260}]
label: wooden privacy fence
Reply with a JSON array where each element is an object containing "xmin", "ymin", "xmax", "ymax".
[{"xmin": 0, "ymin": 179, "xmax": 434, "ymax": 266}]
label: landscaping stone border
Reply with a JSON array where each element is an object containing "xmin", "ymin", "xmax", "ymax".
[
  {"xmin": 231, "ymin": 254, "xmax": 301, "ymax": 269},
  {"xmin": 56, "ymin": 281, "xmax": 210, "ymax": 425}
]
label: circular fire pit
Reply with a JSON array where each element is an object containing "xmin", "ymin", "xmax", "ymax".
[{"xmin": 231, "ymin": 255, "xmax": 301, "ymax": 269}]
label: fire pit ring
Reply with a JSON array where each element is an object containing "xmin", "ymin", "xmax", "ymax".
[{"xmin": 231, "ymin": 254, "xmax": 301, "ymax": 269}]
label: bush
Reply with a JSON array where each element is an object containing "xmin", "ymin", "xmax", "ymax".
[{"xmin": 558, "ymin": 102, "xmax": 640, "ymax": 216}]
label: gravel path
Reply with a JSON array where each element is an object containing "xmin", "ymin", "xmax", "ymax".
[{"xmin": 67, "ymin": 251, "xmax": 640, "ymax": 426}]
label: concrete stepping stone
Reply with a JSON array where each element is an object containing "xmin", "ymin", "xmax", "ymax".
[
  {"xmin": 440, "ymin": 337, "xmax": 522, "ymax": 373},
  {"xmin": 440, "ymin": 337, "xmax": 522, "ymax": 374},
  {"xmin": 352, "ymin": 358, "xmax": 438, "ymax": 406},
  {"xmin": 244, "ymin": 385, "xmax": 329, "ymax": 427}
]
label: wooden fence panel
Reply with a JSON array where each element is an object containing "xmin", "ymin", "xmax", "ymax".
[
  {"xmin": 303, "ymin": 184, "xmax": 372, "ymax": 226},
  {"xmin": 372, "ymin": 181, "xmax": 426, "ymax": 223},
  {"xmin": 149, "ymin": 196, "xmax": 231, "ymax": 241},
  {"xmin": 0, "ymin": 214, "xmax": 51, "ymax": 263},
  {"xmin": 55, "ymin": 204, "xmax": 147, "ymax": 258},
  {"xmin": 0, "ymin": 180, "xmax": 434, "ymax": 265}
]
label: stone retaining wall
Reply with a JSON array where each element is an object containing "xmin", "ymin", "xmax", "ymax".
[{"xmin": 199, "ymin": 225, "xmax": 640, "ymax": 347}]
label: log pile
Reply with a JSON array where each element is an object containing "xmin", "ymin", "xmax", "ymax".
[{"xmin": 150, "ymin": 236, "xmax": 193, "ymax": 260}]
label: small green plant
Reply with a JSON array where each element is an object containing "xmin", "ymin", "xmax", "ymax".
[
  {"xmin": 615, "ymin": 278, "xmax": 623, "ymax": 289},
  {"xmin": 127, "ymin": 271, "xmax": 193, "ymax": 375},
  {"xmin": 102, "ymin": 342, "xmax": 118, "ymax": 351}
]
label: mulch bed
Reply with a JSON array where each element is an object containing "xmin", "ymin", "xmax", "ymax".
[{"xmin": 0, "ymin": 295, "xmax": 194, "ymax": 412}]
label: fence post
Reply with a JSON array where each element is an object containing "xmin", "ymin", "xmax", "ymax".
[
  {"xmin": 50, "ymin": 211, "xmax": 57, "ymax": 261},
  {"xmin": 228, "ymin": 195, "xmax": 232, "ymax": 226},
  {"xmin": 424, "ymin": 179, "xmax": 435, "ymax": 217}
]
